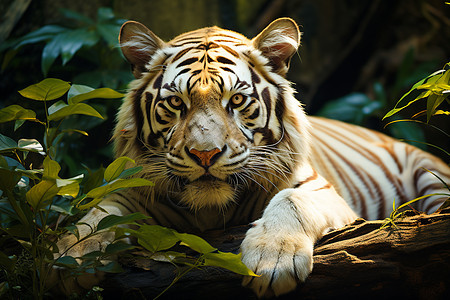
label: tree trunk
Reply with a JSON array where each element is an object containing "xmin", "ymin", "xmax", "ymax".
[{"xmin": 102, "ymin": 208, "xmax": 450, "ymax": 300}]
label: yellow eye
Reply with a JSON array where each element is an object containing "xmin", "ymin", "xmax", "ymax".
[
  {"xmin": 167, "ymin": 96, "xmax": 183, "ymax": 109},
  {"xmin": 230, "ymin": 94, "xmax": 245, "ymax": 107}
]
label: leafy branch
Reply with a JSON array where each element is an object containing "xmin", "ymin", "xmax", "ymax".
[{"xmin": 0, "ymin": 78, "xmax": 257, "ymax": 299}]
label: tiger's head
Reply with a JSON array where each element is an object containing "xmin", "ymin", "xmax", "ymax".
[{"xmin": 114, "ymin": 18, "xmax": 311, "ymax": 210}]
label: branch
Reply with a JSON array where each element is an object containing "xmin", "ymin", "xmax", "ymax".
[{"xmin": 102, "ymin": 209, "xmax": 450, "ymax": 299}]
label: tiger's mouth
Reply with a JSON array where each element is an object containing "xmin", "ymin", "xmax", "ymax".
[
  {"xmin": 178, "ymin": 174, "xmax": 236, "ymax": 210},
  {"xmin": 195, "ymin": 173, "xmax": 221, "ymax": 182}
]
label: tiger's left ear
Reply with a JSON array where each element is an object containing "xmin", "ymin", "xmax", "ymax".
[{"xmin": 252, "ymin": 18, "xmax": 301, "ymax": 76}]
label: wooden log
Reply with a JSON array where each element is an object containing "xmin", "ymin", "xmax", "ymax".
[{"xmin": 101, "ymin": 209, "xmax": 450, "ymax": 299}]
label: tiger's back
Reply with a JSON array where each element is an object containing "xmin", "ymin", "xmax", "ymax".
[{"xmin": 309, "ymin": 116, "xmax": 449, "ymax": 219}]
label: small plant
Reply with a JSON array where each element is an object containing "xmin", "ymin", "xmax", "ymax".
[
  {"xmin": 380, "ymin": 62, "xmax": 450, "ymax": 229},
  {"xmin": 0, "ymin": 78, "xmax": 257, "ymax": 299},
  {"xmin": 383, "ymin": 62, "xmax": 450, "ymax": 156}
]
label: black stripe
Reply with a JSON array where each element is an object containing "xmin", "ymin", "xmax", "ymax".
[
  {"xmin": 242, "ymin": 99, "xmax": 256, "ymax": 112},
  {"xmin": 249, "ymin": 67, "xmax": 261, "ymax": 84},
  {"xmin": 172, "ymin": 47, "xmax": 194, "ymax": 62},
  {"xmin": 274, "ymin": 90, "xmax": 285, "ymax": 126},
  {"xmin": 216, "ymin": 56, "xmax": 236, "ymax": 65},
  {"xmin": 261, "ymin": 87, "xmax": 271, "ymax": 129},
  {"xmin": 155, "ymin": 111, "xmax": 169, "ymax": 125},
  {"xmin": 175, "ymin": 68, "xmax": 190, "ymax": 78},
  {"xmin": 177, "ymin": 57, "xmax": 198, "ymax": 68},
  {"xmin": 220, "ymin": 66, "xmax": 235, "ymax": 74},
  {"xmin": 133, "ymin": 86, "xmax": 147, "ymax": 150},
  {"xmin": 247, "ymin": 107, "xmax": 260, "ymax": 120},
  {"xmin": 221, "ymin": 45, "xmax": 239, "ymax": 57}
]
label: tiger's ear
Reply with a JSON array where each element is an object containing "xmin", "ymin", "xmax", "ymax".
[
  {"xmin": 119, "ymin": 21, "xmax": 166, "ymax": 78},
  {"xmin": 252, "ymin": 18, "xmax": 301, "ymax": 76}
]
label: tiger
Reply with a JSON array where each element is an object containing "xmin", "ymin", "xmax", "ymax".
[{"xmin": 53, "ymin": 18, "xmax": 450, "ymax": 297}]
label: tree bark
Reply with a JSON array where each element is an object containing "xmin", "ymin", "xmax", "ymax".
[{"xmin": 102, "ymin": 208, "xmax": 450, "ymax": 300}]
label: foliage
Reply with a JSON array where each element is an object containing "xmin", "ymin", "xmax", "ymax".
[
  {"xmin": 382, "ymin": 61, "xmax": 450, "ymax": 158},
  {"xmin": 380, "ymin": 62, "xmax": 450, "ymax": 228},
  {"xmin": 0, "ymin": 79, "xmax": 256, "ymax": 299},
  {"xmin": 1, "ymin": 7, "xmax": 132, "ymax": 89},
  {"xmin": 383, "ymin": 62, "xmax": 450, "ymax": 122},
  {"xmin": 316, "ymin": 49, "xmax": 439, "ymax": 149}
]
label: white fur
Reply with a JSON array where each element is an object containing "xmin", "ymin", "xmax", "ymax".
[{"xmin": 241, "ymin": 165, "xmax": 357, "ymax": 297}]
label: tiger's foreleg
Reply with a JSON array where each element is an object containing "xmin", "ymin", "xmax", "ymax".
[{"xmin": 241, "ymin": 169, "xmax": 357, "ymax": 298}]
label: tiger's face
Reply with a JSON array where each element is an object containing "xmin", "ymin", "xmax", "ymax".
[{"xmin": 115, "ymin": 19, "xmax": 309, "ymax": 210}]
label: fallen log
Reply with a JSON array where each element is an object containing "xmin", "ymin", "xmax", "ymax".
[{"xmin": 101, "ymin": 208, "xmax": 450, "ymax": 300}]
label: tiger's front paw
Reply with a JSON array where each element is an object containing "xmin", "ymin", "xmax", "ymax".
[{"xmin": 240, "ymin": 220, "xmax": 314, "ymax": 298}]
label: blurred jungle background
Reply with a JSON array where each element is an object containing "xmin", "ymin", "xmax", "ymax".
[{"xmin": 1, "ymin": 0, "xmax": 449, "ymax": 177}]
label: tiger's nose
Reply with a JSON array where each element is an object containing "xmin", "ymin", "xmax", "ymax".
[{"xmin": 186, "ymin": 146, "xmax": 225, "ymax": 167}]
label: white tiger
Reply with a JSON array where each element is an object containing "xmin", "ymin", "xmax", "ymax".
[{"xmin": 53, "ymin": 18, "xmax": 450, "ymax": 298}]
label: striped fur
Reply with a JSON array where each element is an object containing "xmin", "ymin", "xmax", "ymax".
[{"xmin": 57, "ymin": 18, "xmax": 450, "ymax": 297}]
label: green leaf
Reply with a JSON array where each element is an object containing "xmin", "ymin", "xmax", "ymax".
[
  {"xmin": 60, "ymin": 8, "xmax": 94, "ymax": 25},
  {"xmin": 203, "ymin": 252, "xmax": 259, "ymax": 276},
  {"xmin": 0, "ymin": 168, "xmax": 21, "ymax": 191},
  {"xmin": 104, "ymin": 242, "xmax": 135, "ymax": 255},
  {"xmin": 55, "ymin": 255, "xmax": 79, "ymax": 268},
  {"xmin": 426, "ymin": 94, "xmax": 446, "ymax": 122},
  {"xmin": 383, "ymin": 65, "xmax": 450, "ymax": 120},
  {"xmin": 3, "ymin": 224, "xmax": 32, "ymax": 239},
  {"xmin": 19, "ymin": 78, "xmax": 71, "ymax": 101},
  {"xmin": 26, "ymin": 180, "xmax": 59, "ymax": 210},
  {"xmin": 48, "ymin": 103, "xmax": 104, "ymax": 121},
  {"xmin": 96, "ymin": 261, "xmax": 124, "ymax": 273},
  {"xmin": 97, "ymin": 7, "xmax": 115, "ymax": 22},
  {"xmin": 65, "ymin": 225, "xmax": 80, "ymax": 240},
  {"xmin": 43, "ymin": 156, "xmax": 61, "ymax": 179},
  {"xmin": 0, "ymin": 134, "xmax": 18, "ymax": 151},
  {"xmin": 69, "ymin": 87, "xmax": 124, "ymax": 104},
  {"xmin": 104, "ymin": 156, "xmax": 135, "ymax": 182},
  {"xmin": 434, "ymin": 110, "xmax": 450, "ymax": 116},
  {"xmin": 117, "ymin": 166, "xmax": 143, "ymax": 179},
  {"xmin": 150, "ymin": 251, "xmax": 186, "ymax": 263},
  {"xmin": 57, "ymin": 181, "xmax": 80, "ymax": 198},
  {"xmin": 97, "ymin": 23, "xmax": 121, "ymax": 47},
  {"xmin": 172, "ymin": 231, "xmax": 216, "ymax": 254},
  {"xmin": 59, "ymin": 29, "xmax": 99, "ymax": 65},
  {"xmin": 68, "ymin": 84, "xmax": 95, "ymax": 100},
  {"xmin": 0, "ymin": 136, "xmax": 44, "ymax": 155},
  {"xmin": 18, "ymin": 139, "xmax": 44, "ymax": 154},
  {"xmin": 48, "ymin": 100, "xmax": 68, "ymax": 115},
  {"xmin": 83, "ymin": 166, "xmax": 105, "ymax": 193},
  {"xmin": 12, "ymin": 25, "xmax": 67, "ymax": 49},
  {"xmin": 0, "ymin": 155, "xmax": 7, "ymax": 168},
  {"xmin": 40, "ymin": 30, "xmax": 99, "ymax": 76},
  {"xmin": 0, "ymin": 168, "xmax": 29, "ymax": 226},
  {"xmin": 96, "ymin": 212, "xmax": 149, "ymax": 231},
  {"xmin": 77, "ymin": 178, "xmax": 154, "ymax": 210},
  {"xmin": 0, "ymin": 105, "xmax": 37, "ymax": 123},
  {"xmin": 14, "ymin": 119, "xmax": 26, "ymax": 131},
  {"xmin": 132, "ymin": 225, "xmax": 179, "ymax": 253},
  {"xmin": 316, "ymin": 93, "xmax": 381, "ymax": 125}
]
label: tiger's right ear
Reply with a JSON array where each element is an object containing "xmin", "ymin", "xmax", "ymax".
[
  {"xmin": 252, "ymin": 18, "xmax": 301, "ymax": 76},
  {"xmin": 119, "ymin": 21, "xmax": 165, "ymax": 78}
]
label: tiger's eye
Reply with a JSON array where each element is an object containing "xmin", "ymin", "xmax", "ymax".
[
  {"xmin": 231, "ymin": 94, "xmax": 245, "ymax": 106},
  {"xmin": 167, "ymin": 96, "xmax": 183, "ymax": 109}
]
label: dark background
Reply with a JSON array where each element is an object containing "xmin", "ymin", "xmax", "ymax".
[{"xmin": 1, "ymin": 0, "xmax": 449, "ymax": 175}]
